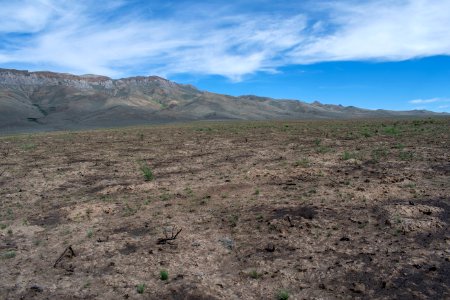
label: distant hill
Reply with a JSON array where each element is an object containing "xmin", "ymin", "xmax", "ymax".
[{"xmin": 0, "ymin": 68, "xmax": 446, "ymax": 133}]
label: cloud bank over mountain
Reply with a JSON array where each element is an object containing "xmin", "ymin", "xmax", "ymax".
[{"xmin": 0, "ymin": 0, "xmax": 449, "ymax": 80}]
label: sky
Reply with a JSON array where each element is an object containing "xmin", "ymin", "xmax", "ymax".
[{"xmin": 0, "ymin": 0, "xmax": 449, "ymax": 112}]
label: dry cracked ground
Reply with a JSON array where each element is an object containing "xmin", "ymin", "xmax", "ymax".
[{"xmin": 0, "ymin": 118, "xmax": 449, "ymax": 299}]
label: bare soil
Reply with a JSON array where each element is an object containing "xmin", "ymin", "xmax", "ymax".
[{"xmin": 0, "ymin": 118, "xmax": 449, "ymax": 299}]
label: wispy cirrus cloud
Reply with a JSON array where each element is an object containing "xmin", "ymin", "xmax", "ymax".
[
  {"xmin": 409, "ymin": 98, "xmax": 450, "ymax": 104},
  {"xmin": 0, "ymin": 0, "xmax": 449, "ymax": 80}
]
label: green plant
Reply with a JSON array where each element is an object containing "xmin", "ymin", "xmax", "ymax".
[
  {"xmin": 140, "ymin": 162, "xmax": 154, "ymax": 181},
  {"xmin": 160, "ymin": 270, "xmax": 169, "ymax": 281},
  {"xmin": 360, "ymin": 128, "xmax": 373, "ymax": 137},
  {"xmin": 123, "ymin": 202, "xmax": 138, "ymax": 216},
  {"xmin": 399, "ymin": 151, "xmax": 413, "ymax": 161},
  {"xmin": 86, "ymin": 228, "xmax": 93, "ymax": 238},
  {"xmin": 294, "ymin": 158, "xmax": 309, "ymax": 167},
  {"xmin": 276, "ymin": 289, "xmax": 290, "ymax": 300},
  {"xmin": 371, "ymin": 147, "xmax": 389, "ymax": 161},
  {"xmin": 254, "ymin": 189, "xmax": 260, "ymax": 195},
  {"xmin": 383, "ymin": 126, "xmax": 400, "ymax": 135},
  {"xmin": 0, "ymin": 223, "xmax": 7, "ymax": 230},
  {"xmin": 21, "ymin": 143, "xmax": 36, "ymax": 151},
  {"xmin": 159, "ymin": 193, "xmax": 170, "ymax": 201},
  {"xmin": 1, "ymin": 250, "xmax": 16, "ymax": 259},
  {"xmin": 342, "ymin": 151, "xmax": 354, "ymax": 160},
  {"xmin": 228, "ymin": 214, "xmax": 239, "ymax": 227},
  {"xmin": 136, "ymin": 283, "xmax": 145, "ymax": 294},
  {"xmin": 7, "ymin": 229, "xmax": 12, "ymax": 235},
  {"xmin": 249, "ymin": 270, "xmax": 261, "ymax": 279}
]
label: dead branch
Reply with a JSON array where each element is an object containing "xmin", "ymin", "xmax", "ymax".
[
  {"xmin": 157, "ymin": 227, "xmax": 182, "ymax": 244},
  {"xmin": 53, "ymin": 245, "xmax": 76, "ymax": 268}
]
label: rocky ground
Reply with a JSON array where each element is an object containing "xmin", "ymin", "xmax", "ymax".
[{"xmin": 0, "ymin": 118, "xmax": 449, "ymax": 299}]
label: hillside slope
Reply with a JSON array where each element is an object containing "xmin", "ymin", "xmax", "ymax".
[{"xmin": 0, "ymin": 68, "xmax": 445, "ymax": 133}]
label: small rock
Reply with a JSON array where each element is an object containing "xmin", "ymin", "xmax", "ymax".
[
  {"xmin": 192, "ymin": 241, "xmax": 201, "ymax": 247},
  {"xmin": 265, "ymin": 243, "xmax": 275, "ymax": 252},
  {"xmin": 219, "ymin": 237, "xmax": 234, "ymax": 250},
  {"xmin": 351, "ymin": 283, "xmax": 365, "ymax": 293},
  {"xmin": 340, "ymin": 236, "xmax": 350, "ymax": 241},
  {"xmin": 30, "ymin": 285, "xmax": 43, "ymax": 292}
]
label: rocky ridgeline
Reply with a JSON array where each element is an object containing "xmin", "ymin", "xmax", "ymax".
[{"xmin": 0, "ymin": 68, "xmax": 179, "ymax": 92}]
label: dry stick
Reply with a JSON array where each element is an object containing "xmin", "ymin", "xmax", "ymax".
[
  {"xmin": 53, "ymin": 245, "xmax": 76, "ymax": 268},
  {"xmin": 157, "ymin": 228, "xmax": 182, "ymax": 244}
]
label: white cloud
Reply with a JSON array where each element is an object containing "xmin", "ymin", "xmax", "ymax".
[
  {"xmin": 409, "ymin": 98, "xmax": 450, "ymax": 104},
  {"xmin": 0, "ymin": 0, "xmax": 56, "ymax": 33},
  {"xmin": 289, "ymin": 0, "xmax": 450, "ymax": 63},
  {"xmin": 0, "ymin": 0, "xmax": 449, "ymax": 79}
]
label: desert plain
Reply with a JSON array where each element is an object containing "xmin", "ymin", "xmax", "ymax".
[{"xmin": 0, "ymin": 118, "xmax": 449, "ymax": 299}]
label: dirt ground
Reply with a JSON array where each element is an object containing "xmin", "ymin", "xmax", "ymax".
[{"xmin": 0, "ymin": 118, "xmax": 449, "ymax": 299}]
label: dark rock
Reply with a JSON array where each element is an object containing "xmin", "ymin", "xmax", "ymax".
[
  {"xmin": 265, "ymin": 243, "xmax": 275, "ymax": 252},
  {"xmin": 30, "ymin": 285, "xmax": 43, "ymax": 292}
]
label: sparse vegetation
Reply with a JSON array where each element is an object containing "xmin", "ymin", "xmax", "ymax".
[
  {"xmin": 276, "ymin": 289, "xmax": 290, "ymax": 300},
  {"xmin": 0, "ymin": 118, "xmax": 448, "ymax": 299},
  {"xmin": 249, "ymin": 270, "xmax": 261, "ymax": 279},
  {"xmin": 140, "ymin": 162, "xmax": 154, "ymax": 181},
  {"xmin": 399, "ymin": 150, "xmax": 414, "ymax": 161},
  {"xmin": 136, "ymin": 283, "xmax": 145, "ymax": 294},
  {"xmin": 160, "ymin": 270, "xmax": 169, "ymax": 281},
  {"xmin": 1, "ymin": 250, "xmax": 16, "ymax": 260}
]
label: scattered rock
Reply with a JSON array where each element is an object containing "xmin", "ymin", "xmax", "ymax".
[
  {"xmin": 219, "ymin": 237, "xmax": 234, "ymax": 250},
  {"xmin": 428, "ymin": 266, "xmax": 437, "ymax": 272},
  {"xmin": 97, "ymin": 236, "xmax": 109, "ymax": 243},
  {"xmin": 265, "ymin": 243, "xmax": 275, "ymax": 252},
  {"xmin": 30, "ymin": 285, "xmax": 43, "ymax": 292},
  {"xmin": 350, "ymin": 283, "xmax": 366, "ymax": 293}
]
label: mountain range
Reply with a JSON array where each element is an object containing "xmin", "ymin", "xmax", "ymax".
[{"xmin": 0, "ymin": 68, "xmax": 446, "ymax": 133}]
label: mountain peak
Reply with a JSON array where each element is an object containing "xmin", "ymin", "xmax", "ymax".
[{"xmin": 0, "ymin": 68, "xmax": 446, "ymax": 134}]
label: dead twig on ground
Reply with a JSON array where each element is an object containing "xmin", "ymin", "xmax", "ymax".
[
  {"xmin": 157, "ymin": 227, "xmax": 182, "ymax": 244},
  {"xmin": 53, "ymin": 245, "xmax": 76, "ymax": 268}
]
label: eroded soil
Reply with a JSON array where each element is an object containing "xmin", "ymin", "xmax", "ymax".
[{"xmin": 1, "ymin": 118, "xmax": 449, "ymax": 299}]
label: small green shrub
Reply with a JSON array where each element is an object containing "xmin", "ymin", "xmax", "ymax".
[
  {"xmin": 371, "ymin": 148, "xmax": 389, "ymax": 161},
  {"xmin": 249, "ymin": 270, "xmax": 261, "ymax": 279},
  {"xmin": 140, "ymin": 163, "xmax": 154, "ymax": 181},
  {"xmin": 160, "ymin": 270, "xmax": 169, "ymax": 281},
  {"xmin": 136, "ymin": 283, "xmax": 145, "ymax": 294},
  {"xmin": 294, "ymin": 158, "xmax": 309, "ymax": 167},
  {"xmin": 342, "ymin": 151, "xmax": 354, "ymax": 160},
  {"xmin": 228, "ymin": 214, "xmax": 239, "ymax": 227},
  {"xmin": 1, "ymin": 250, "xmax": 16, "ymax": 259},
  {"xmin": 383, "ymin": 126, "xmax": 400, "ymax": 135},
  {"xmin": 86, "ymin": 228, "xmax": 93, "ymax": 238},
  {"xmin": 399, "ymin": 151, "xmax": 414, "ymax": 161},
  {"xmin": 276, "ymin": 289, "xmax": 290, "ymax": 300}
]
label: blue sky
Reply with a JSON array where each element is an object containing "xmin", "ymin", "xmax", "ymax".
[{"xmin": 0, "ymin": 0, "xmax": 449, "ymax": 112}]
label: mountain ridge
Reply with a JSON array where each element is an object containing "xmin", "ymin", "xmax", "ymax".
[{"xmin": 0, "ymin": 68, "xmax": 446, "ymax": 133}]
